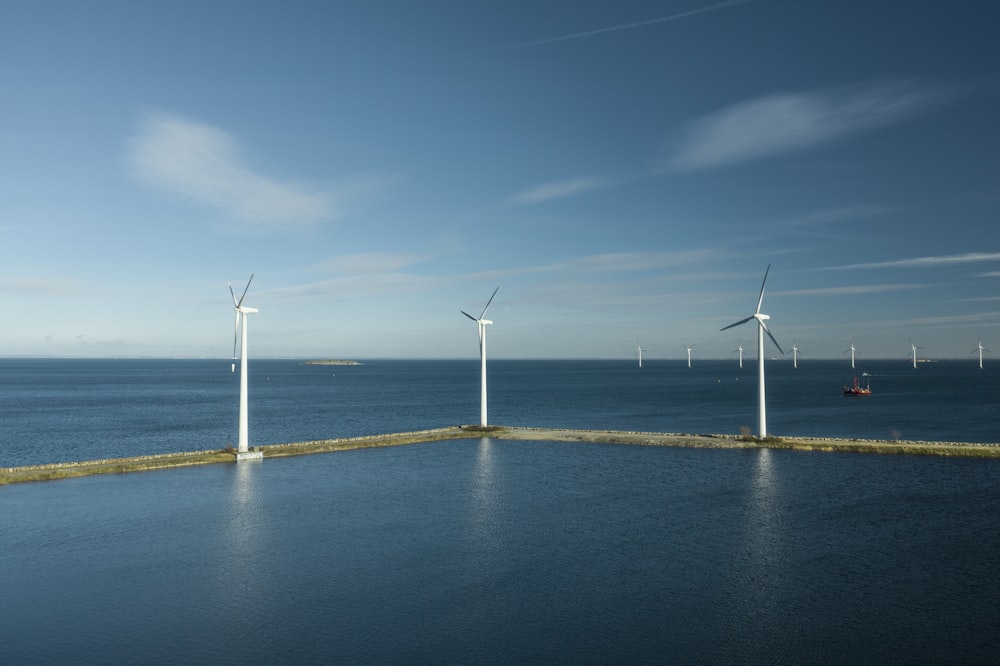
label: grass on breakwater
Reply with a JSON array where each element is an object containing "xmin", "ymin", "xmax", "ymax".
[{"xmin": 3, "ymin": 426, "xmax": 999, "ymax": 485}]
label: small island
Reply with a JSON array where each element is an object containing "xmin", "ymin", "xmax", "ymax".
[{"xmin": 304, "ymin": 359, "xmax": 363, "ymax": 366}]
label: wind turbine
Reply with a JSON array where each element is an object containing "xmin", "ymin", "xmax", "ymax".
[
  {"xmin": 683, "ymin": 344, "xmax": 695, "ymax": 368},
  {"xmin": 972, "ymin": 338, "xmax": 990, "ymax": 369},
  {"xmin": 733, "ymin": 341, "xmax": 744, "ymax": 368},
  {"xmin": 909, "ymin": 338, "xmax": 923, "ymax": 368},
  {"xmin": 721, "ymin": 265, "xmax": 783, "ymax": 439},
  {"xmin": 636, "ymin": 343, "xmax": 645, "ymax": 368},
  {"xmin": 229, "ymin": 274, "xmax": 258, "ymax": 454},
  {"xmin": 462, "ymin": 287, "xmax": 499, "ymax": 427},
  {"xmin": 792, "ymin": 342, "xmax": 799, "ymax": 369},
  {"xmin": 844, "ymin": 340, "xmax": 857, "ymax": 369}
]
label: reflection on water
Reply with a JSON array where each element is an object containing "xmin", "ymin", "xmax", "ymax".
[
  {"xmin": 212, "ymin": 459, "xmax": 266, "ymax": 623},
  {"xmin": 470, "ymin": 437, "xmax": 502, "ymax": 552}
]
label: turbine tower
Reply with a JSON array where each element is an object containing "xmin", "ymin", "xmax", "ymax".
[
  {"xmin": 462, "ymin": 287, "xmax": 499, "ymax": 427},
  {"xmin": 683, "ymin": 344, "xmax": 695, "ymax": 368},
  {"xmin": 721, "ymin": 265, "xmax": 783, "ymax": 439},
  {"xmin": 792, "ymin": 342, "xmax": 799, "ymax": 369},
  {"xmin": 229, "ymin": 274, "xmax": 258, "ymax": 455},
  {"xmin": 636, "ymin": 343, "xmax": 645, "ymax": 368},
  {"xmin": 845, "ymin": 341, "xmax": 857, "ymax": 369},
  {"xmin": 909, "ymin": 338, "xmax": 923, "ymax": 368},
  {"xmin": 972, "ymin": 338, "xmax": 990, "ymax": 369},
  {"xmin": 734, "ymin": 341, "xmax": 744, "ymax": 368}
]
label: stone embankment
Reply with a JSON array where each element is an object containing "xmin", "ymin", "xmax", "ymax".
[{"xmin": 3, "ymin": 426, "xmax": 998, "ymax": 486}]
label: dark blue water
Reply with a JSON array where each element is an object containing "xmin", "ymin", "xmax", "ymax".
[
  {"xmin": 3, "ymin": 360, "xmax": 1000, "ymax": 662},
  {"xmin": 2, "ymin": 440, "xmax": 998, "ymax": 663},
  {"xmin": 1, "ymin": 358, "xmax": 998, "ymax": 467}
]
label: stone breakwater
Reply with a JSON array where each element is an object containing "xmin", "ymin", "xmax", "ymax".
[{"xmin": 3, "ymin": 426, "xmax": 999, "ymax": 485}]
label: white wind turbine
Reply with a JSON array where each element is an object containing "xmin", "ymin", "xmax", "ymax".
[
  {"xmin": 636, "ymin": 343, "xmax": 645, "ymax": 368},
  {"xmin": 792, "ymin": 342, "xmax": 799, "ymax": 369},
  {"xmin": 721, "ymin": 265, "xmax": 783, "ymax": 439},
  {"xmin": 683, "ymin": 344, "xmax": 695, "ymax": 368},
  {"xmin": 229, "ymin": 274, "xmax": 258, "ymax": 454},
  {"xmin": 462, "ymin": 287, "xmax": 499, "ymax": 427},
  {"xmin": 972, "ymin": 338, "xmax": 990, "ymax": 369},
  {"xmin": 909, "ymin": 338, "xmax": 923, "ymax": 368},
  {"xmin": 733, "ymin": 341, "xmax": 744, "ymax": 368},
  {"xmin": 844, "ymin": 340, "xmax": 857, "ymax": 369}
]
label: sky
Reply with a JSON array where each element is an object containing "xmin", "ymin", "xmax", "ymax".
[{"xmin": 2, "ymin": 0, "xmax": 999, "ymax": 360}]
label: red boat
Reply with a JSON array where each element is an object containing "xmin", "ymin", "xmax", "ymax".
[{"xmin": 843, "ymin": 373, "xmax": 872, "ymax": 396}]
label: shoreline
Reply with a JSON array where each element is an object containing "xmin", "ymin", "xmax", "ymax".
[{"xmin": 3, "ymin": 426, "xmax": 999, "ymax": 485}]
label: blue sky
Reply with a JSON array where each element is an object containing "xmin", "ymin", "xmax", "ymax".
[{"xmin": 2, "ymin": 0, "xmax": 998, "ymax": 360}]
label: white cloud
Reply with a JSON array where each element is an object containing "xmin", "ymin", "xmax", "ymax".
[
  {"xmin": 505, "ymin": 175, "xmax": 616, "ymax": 206},
  {"xmin": 669, "ymin": 80, "xmax": 954, "ymax": 172},
  {"xmin": 823, "ymin": 251, "xmax": 1000, "ymax": 270},
  {"xmin": 127, "ymin": 111, "xmax": 335, "ymax": 232}
]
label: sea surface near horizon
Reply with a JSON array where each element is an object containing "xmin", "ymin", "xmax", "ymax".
[{"xmin": 1, "ymin": 357, "xmax": 998, "ymax": 467}]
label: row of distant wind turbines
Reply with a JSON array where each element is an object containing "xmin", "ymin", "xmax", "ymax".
[
  {"xmin": 228, "ymin": 268, "xmax": 991, "ymax": 453},
  {"xmin": 663, "ymin": 334, "xmax": 990, "ymax": 372}
]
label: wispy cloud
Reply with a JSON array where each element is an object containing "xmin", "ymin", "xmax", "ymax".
[
  {"xmin": 0, "ymin": 276, "xmax": 83, "ymax": 297},
  {"xmin": 127, "ymin": 111, "xmax": 335, "ymax": 232},
  {"xmin": 504, "ymin": 175, "xmax": 617, "ymax": 206},
  {"xmin": 822, "ymin": 251, "xmax": 1000, "ymax": 270},
  {"xmin": 308, "ymin": 252, "xmax": 431, "ymax": 275},
  {"xmin": 490, "ymin": 0, "xmax": 750, "ymax": 50},
  {"xmin": 774, "ymin": 283, "xmax": 925, "ymax": 297},
  {"xmin": 866, "ymin": 311, "xmax": 1000, "ymax": 329},
  {"xmin": 776, "ymin": 205, "xmax": 890, "ymax": 228},
  {"xmin": 669, "ymin": 80, "xmax": 955, "ymax": 172}
]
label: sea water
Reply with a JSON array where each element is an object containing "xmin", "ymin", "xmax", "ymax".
[
  {"xmin": 0, "ymin": 358, "xmax": 997, "ymax": 467},
  {"xmin": 2, "ymin": 359, "xmax": 1000, "ymax": 662},
  {"xmin": 2, "ymin": 439, "xmax": 998, "ymax": 663}
]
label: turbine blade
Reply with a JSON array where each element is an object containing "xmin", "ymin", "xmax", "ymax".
[
  {"xmin": 721, "ymin": 316, "xmax": 753, "ymax": 331},
  {"xmin": 237, "ymin": 274, "xmax": 254, "ymax": 309},
  {"xmin": 755, "ymin": 264, "xmax": 771, "ymax": 315},
  {"xmin": 480, "ymin": 286, "xmax": 500, "ymax": 319},
  {"xmin": 760, "ymin": 320, "xmax": 783, "ymax": 355},
  {"xmin": 232, "ymin": 311, "xmax": 240, "ymax": 368},
  {"xmin": 461, "ymin": 310, "xmax": 478, "ymax": 322},
  {"xmin": 229, "ymin": 284, "xmax": 238, "ymax": 308}
]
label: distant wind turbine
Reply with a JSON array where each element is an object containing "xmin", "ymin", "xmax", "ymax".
[
  {"xmin": 844, "ymin": 340, "xmax": 857, "ymax": 369},
  {"xmin": 792, "ymin": 342, "xmax": 799, "ymax": 369},
  {"xmin": 733, "ymin": 340, "xmax": 744, "ymax": 368},
  {"xmin": 636, "ymin": 343, "xmax": 645, "ymax": 368},
  {"xmin": 229, "ymin": 274, "xmax": 258, "ymax": 454},
  {"xmin": 683, "ymin": 344, "xmax": 695, "ymax": 368},
  {"xmin": 721, "ymin": 265, "xmax": 783, "ymax": 439},
  {"xmin": 462, "ymin": 287, "xmax": 499, "ymax": 427},
  {"xmin": 909, "ymin": 338, "xmax": 923, "ymax": 368},
  {"xmin": 972, "ymin": 338, "xmax": 991, "ymax": 369}
]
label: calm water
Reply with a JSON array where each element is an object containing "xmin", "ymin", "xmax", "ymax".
[
  {"xmin": 3, "ymin": 439, "xmax": 999, "ymax": 663},
  {"xmin": 1, "ymin": 358, "xmax": 998, "ymax": 467}
]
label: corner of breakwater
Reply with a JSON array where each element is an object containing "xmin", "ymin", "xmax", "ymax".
[{"xmin": 4, "ymin": 425, "xmax": 999, "ymax": 486}]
